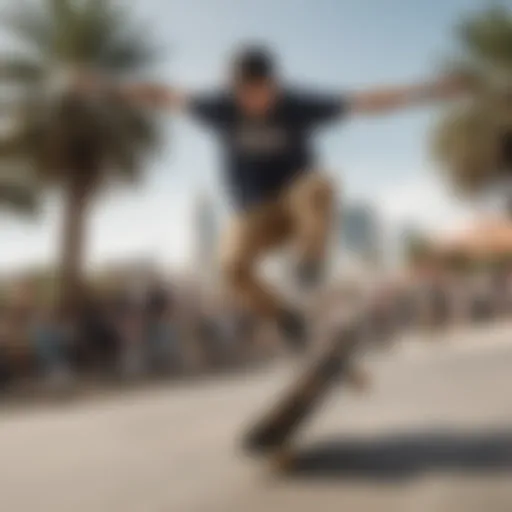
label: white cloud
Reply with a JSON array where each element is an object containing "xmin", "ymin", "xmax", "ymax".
[
  {"xmin": 0, "ymin": 186, "xmax": 196, "ymax": 274},
  {"xmin": 88, "ymin": 187, "xmax": 194, "ymax": 269},
  {"xmin": 375, "ymin": 173, "xmax": 477, "ymax": 236}
]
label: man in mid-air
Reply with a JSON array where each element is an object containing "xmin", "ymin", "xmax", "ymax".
[{"xmin": 81, "ymin": 45, "xmax": 465, "ymax": 351}]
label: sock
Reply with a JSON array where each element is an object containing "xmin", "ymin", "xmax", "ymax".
[
  {"xmin": 277, "ymin": 309, "xmax": 308, "ymax": 352},
  {"xmin": 297, "ymin": 259, "xmax": 325, "ymax": 290}
]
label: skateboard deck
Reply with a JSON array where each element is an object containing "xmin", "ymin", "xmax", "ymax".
[{"xmin": 242, "ymin": 318, "xmax": 364, "ymax": 459}]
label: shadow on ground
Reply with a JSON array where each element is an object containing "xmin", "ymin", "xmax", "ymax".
[{"xmin": 288, "ymin": 429, "xmax": 512, "ymax": 481}]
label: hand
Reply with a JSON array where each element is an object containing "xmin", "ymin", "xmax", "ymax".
[{"xmin": 435, "ymin": 71, "xmax": 474, "ymax": 98}]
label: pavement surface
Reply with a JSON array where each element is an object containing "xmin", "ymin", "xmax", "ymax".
[{"xmin": 1, "ymin": 323, "xmax": 512, "ymax": 512}]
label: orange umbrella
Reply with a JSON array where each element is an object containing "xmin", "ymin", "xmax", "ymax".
[{"xmin": 436, "ymin": 218, "xmax": 512, "ymax": 259}]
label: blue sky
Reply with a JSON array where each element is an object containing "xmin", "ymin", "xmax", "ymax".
[{"xmin": 0, "ymin": 0, "xmax": 488, "ymax": 271}]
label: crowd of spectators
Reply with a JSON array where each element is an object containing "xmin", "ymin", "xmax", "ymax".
[
  {"xmin": 0, "ymin": 276, "xmax": 258, "ymax": 394},
  {"xmin": 363, "ymin": 268, "xmax": 512, "ymax": 342},
  {"xmin": 1, "ymin": 267, "xmax": 512, "ymax": 397}
]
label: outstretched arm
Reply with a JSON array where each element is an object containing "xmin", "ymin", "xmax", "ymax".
[
  {"xmin": 116, "ymin": 82, "xmax": 189, "ymax": 110},
  {"xmin": 347, "ymin": 75, "xmax": 468, "ymax": 116},
  {"xmin": 73, "ymin": 73, "xmax": 231, "ymax": 128},
  {"xmin": 73, "ymin": 73, "xmax": 189, "ymax": 111}
]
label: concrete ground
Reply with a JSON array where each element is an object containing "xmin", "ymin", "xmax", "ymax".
[{"xmin": 1, "ymin": 323, "xmax": 512, "ymax": 512}]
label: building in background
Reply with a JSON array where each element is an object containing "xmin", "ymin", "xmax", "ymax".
[
  {"xmin": 189, "ymin": 194, "xmax": 386, "ymax": 289},
  {"xmin": 340, "ymin": 202, "xmax": 382, "ymax": 261},
  {"xmin": 192, "ymin": 191, "xmax": 219, "ymax": 286},
  {"xmin": 329, "ymin": 201, "xmax": 384, "ymax": 282}
]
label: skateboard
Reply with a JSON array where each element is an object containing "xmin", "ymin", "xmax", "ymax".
[{"xmin": 241, "ymin": 316, "xmax": 367, "ymax": 468}]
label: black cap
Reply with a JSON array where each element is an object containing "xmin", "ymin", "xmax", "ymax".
[{"xmin": 233, "ymin": 45, "xmax": 276, "ymax": 84}]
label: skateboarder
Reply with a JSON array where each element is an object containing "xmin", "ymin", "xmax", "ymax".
[{"xmin": 77, "ymin": 45, "xmax": 466, "ymax": 352}]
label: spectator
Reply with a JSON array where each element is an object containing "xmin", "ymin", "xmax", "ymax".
[
  {"xmin": 29, "ymin": 306, "xmax": 73, "ymax": 389},
  {"xmin": 114, "ymin": 298, "xmax": 147, "ymax": 379},
  {"xmin": 471, "ymin": 274, "xmax": 493, "ymax": 322},
  {"xmin": 429, "ymin": 282, "xmax": 450, "ymax": 328},
  {"xmin": 145, "ymin": 281, "xmax": 179, "ymax": 373},
  {"xmin": 0, "ymin": 309, "xmax": 12, "ymax": 389},
  {"xmin": 77, "ymin": 295, "xmax": 121, "ymax": 373}
]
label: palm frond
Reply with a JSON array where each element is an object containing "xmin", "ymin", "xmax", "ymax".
[
  {"xmin": 0, "ymin": 127, "xmax": 36, "ymax": 159},
  {"xmin": 64, "ymin": 0, "xmax": 121, "ymax": 65},
  {"xmin": 1, "ymin": 1, "xmax": 54, "ymax": 55},
  {"xmin": 0, "ymin": 0, "xmax": 165, "ymax": 190},
  {"xmin": 97, "ymin": 32, "xmax": 165, "ymax": 74},
  {"xmin": 84, "ymin": 1, "xmax": 165, "ymax": 73},
  {"xmin": 433, "ymin": 102, "xmax": 500, "ymax": 195},
  {"xmin": 49, "ymin": 0, "xmax": 74, "ymax": 20},
  {"xmin": 92, "ymin": 93, "xmax": 162, "ymax": 180},
  {"xmin": 432, "ymin": 4, "xmax": 512, "ymax": 206},
  {"xmin": 0, "ymin": 157, "xmax": 39, "ymax": 214},
  {"xmin": 0, "ymin": 181, "xmax": 38, "ymax": 214},
  {"xmin": 457, "ymin": 6, "xmax": 512, "ymax": 69},
  {"xmin": 0, "ymin": 56, "xmax": 44, "ymax": 84}
]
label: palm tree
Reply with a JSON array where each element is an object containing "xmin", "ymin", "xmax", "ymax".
[
  {"xmin": 0, "ymin": 172, "xmax": 38, "ymax": 215},
  {"xmin": 404, "ymin": 229, "xmax": 433, "ymax": 267},
  {"xmin": 0, "ymin": 0, "xmax": 163, "ymax": 316},
  {"xmin": 433, "ymin": 5, "xmax": 512, "ymax": 213}
]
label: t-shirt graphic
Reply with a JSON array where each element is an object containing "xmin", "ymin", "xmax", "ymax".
[{"xmin": 235, "ymin": 123, "xmax": 289, "ymax": 155}]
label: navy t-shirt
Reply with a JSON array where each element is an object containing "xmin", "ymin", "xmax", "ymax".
[{"xmin": 189, "ymin": 89, "xmax": 348, "ymax": 209}]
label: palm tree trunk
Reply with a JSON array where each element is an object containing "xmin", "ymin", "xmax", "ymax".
[{"xmin": 58, "ymin": 174, "xmax": 91, "ymax": 319}]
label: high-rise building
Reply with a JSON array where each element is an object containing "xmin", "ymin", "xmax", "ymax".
[
  {"xmin": 193, "ymin": 191, "xmax": 219, "ymax": 284},
  {"xmin": 339, "ymin": 202, "xmax": 382, "ymax": 264}
]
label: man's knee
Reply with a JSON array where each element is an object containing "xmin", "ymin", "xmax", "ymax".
[
  {"xmin": 220, "ymin": 253, "xmax": 252, "ymax": 288},
  {"xmin": 290, "ymin": 172, "xmax": 335, "ymax": 212},
  {"xmin": 309, "ymin": 174, "xmax": 335, "ymax": 210}
]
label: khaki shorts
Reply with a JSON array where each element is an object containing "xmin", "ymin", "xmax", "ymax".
[{"xmin": 219, "ymin": 171, "xmax": 335, "ymax": 317}]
